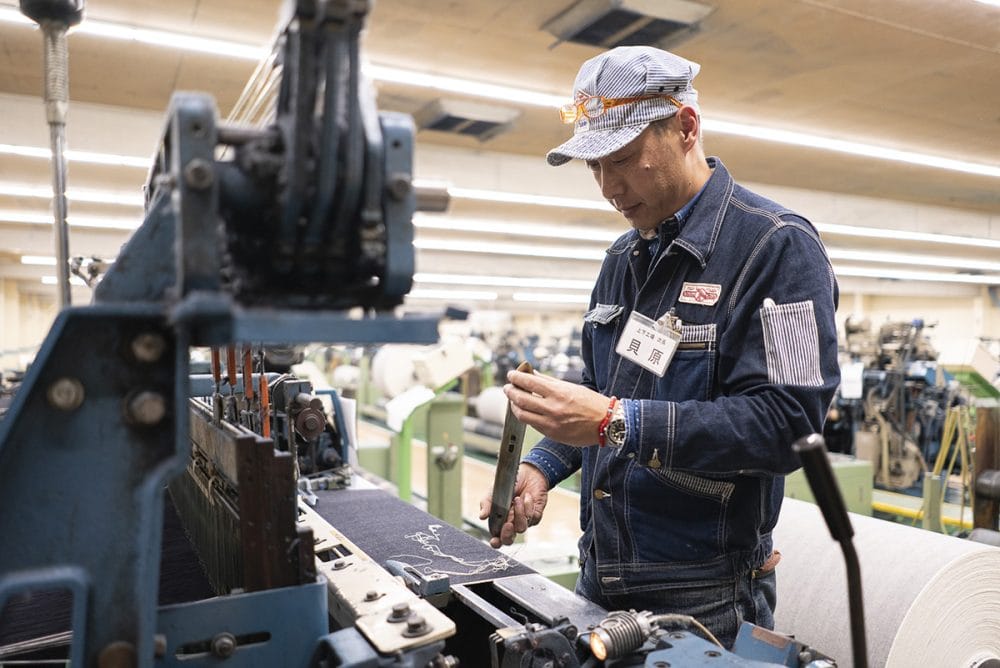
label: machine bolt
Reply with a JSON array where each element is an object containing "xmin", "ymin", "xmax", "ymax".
[
  {"xmin": 210, "ymin": 632, "xmax": 237, "ymax": 658},
  {"xmin": 653, "ymin": 662, "xmax": 670, "ymax": 668},
  {"xmin": 364, "ymin": 590, "xmax": 379, "ymax": 601},
  {"xmin": 387, "ymin": 173, "xmax": 411, "ymax": 200},
  {"xmin": 128, "ymin": 391, "xmax": 166, "ymax": 425},
  {"xmin": 332, "ymin": 558, "xmax": 348, "ymax": 570},
  {"xmin": 153, "ymin": 635, "xmax": 167, "ymax": 658},
  {"xmin": 47, "ymin": 377, "xmax": 84, "ymax": 411},
  {"xmin": 402, "ymin": 614, "xmax": 430, "ymax": 637},
  {"xmin": 183, "ymin": 158, "xmax": 214, "ymax": 190},
  {"xmin": 705, "ymin": 650, "xmax": 722, "ymax": 658},
  {"xmin": 97, "ymin": 640, "xmax": 136, "ymax": 668},
  {"xmin": 131, "ymin": 333, "xmax": 166, "ymax": 362},
  {"xmin": 387, "ymin": 602, "xmax": 410, "ymax": 622}
]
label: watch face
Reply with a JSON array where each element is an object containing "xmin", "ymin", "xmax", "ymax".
[{"xmin": 608, "ymin": 418, "xmax": 626, "ymax": 446}]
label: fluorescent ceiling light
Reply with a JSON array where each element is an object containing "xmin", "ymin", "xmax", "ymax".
[
  {"xmin": 413, "ymin": 214, "xmax": 617, "ymax": 243},
  {"xmin": 0, "ymin": 210, "xmax": 139, "ymax": 230},
  {"xmin": 415, "ymin": 219, "xmax": 1000, "ymax": 273},
  {"xmin": 406, "ymin": 288, "xmax": 498, "ymax": 301},
  {"xmin": 0, "ymin": 143, "xmax": 149, "ymax": 168},
  {"xmin": 414, "ymin": 272, "xmax": 592, "ymax": 290},
  {"xmin": 833, "ymin": 265, "xmax": 1000, "ymax": 285},
  {"xmin": 365, "ymin": 64, "xmax": 564, "ymax": 108},
  {"xmin": 20, "ymin": 255, "xmax": 56, "ymax": 265},
  {"xmin": 448, "ymin": 186, "xmax": 615, "ymax": 212},
  {"xmin": 512, "ymin": 292, "xmax": 590, "ymax": 304},
  {"xmin": 704, "ymin": 120, "xmax": 1000, "ymax": 179},
  {"xmin": 818, "ymin": 222, "xmax": 1000, "ymax": 251},
  {"xmin": 827, "ymin": 247, "xmax": 1000, "ymax": 273},
  {"xmin": 0, "ymin": 183, "xmax": 142, "ymax": 206},
  {"xmin": 415, "ymin": 238, "xmax": 604, "ymax": 261},
  {"xmin": 0, "ymin": 6, "xmax": 264, "ymax": 60},
  {"xmin": 41, "ymin": 275, "xmax": 87, "ymax": 286}
]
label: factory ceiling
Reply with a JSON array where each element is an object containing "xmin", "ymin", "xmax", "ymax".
[{"xmin": 0, "ymin": 0, "xmax": 998, "ymax": 312}]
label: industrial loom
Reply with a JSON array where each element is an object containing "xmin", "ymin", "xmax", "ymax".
[{"xmin": 0, "ymin": 1, "xmax": 857, "ymax": 666}]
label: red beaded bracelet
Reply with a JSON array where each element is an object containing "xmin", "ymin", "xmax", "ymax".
[{"xmin": 597, "ymin": 396, "xmax": 618, "ymax": 447}]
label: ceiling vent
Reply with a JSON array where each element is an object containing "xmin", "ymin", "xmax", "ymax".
[
  {"xmin": 414, "ymin": 99, "xmax": 521, "ymax": 142},
  {"xmin": 543, "ymin": 0, "xmax": 714, "ymax": 50}
]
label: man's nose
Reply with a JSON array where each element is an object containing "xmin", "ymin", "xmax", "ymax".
[{"xmin": 598, "ymin": 168, "xmax": 623, "ymax": 201}]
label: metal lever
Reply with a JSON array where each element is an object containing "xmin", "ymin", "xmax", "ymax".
[{"xmin": 793, "ymin": 433, "xmax": 868, "ymax": 668}]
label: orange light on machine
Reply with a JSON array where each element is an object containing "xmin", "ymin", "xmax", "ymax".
[{"xmin": 589, "ymin": 630, "xmax": 609, "ymax": 661}]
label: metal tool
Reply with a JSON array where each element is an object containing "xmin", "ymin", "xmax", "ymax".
[{"xmin": 488, "ymin": 360, "xmax": 532, "ymax": 538}]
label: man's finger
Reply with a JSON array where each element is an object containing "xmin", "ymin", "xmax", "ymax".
[
  {"xmin": 500, "ymin": 520, "xmax": 517, "ymax": 545},
  {"xmin": 507, "ymin": 369, "xmax": 550, "ymax": 397},
  {"xmin": 523, "ymin": 492, "xmax": 535, "ymax": 525},
  {"xmin": 513, "ymin": 497, "xmax": 528, "ymax": 533}
]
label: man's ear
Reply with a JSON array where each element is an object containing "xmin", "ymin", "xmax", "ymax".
[{"xmin": 677, "ymin": 106, "xmax": 700, "ymax": 147}]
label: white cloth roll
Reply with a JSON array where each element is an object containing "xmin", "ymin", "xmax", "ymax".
[
  {"xmin": 474, "ymin": 385, "xmax": 508, "ymax": 426},
  {"xmin": 774, "ymin": 497, "xmax": 1000, "ymax": 667},
  {"xmin": 370, "ymin": 345, "xmax": 420, "ymax": 399}
]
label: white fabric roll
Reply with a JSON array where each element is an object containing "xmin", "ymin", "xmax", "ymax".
[
  {"xmin": 370, "ymin": 345, "xmax": 420, "ymax": 399},
  {"xmin": 774, "ymin": 498, "xmax": 1000, "ymax": 667},
  {"xmin": 474, "ymin": 385, "xmax": 508, "ymax": 426}
]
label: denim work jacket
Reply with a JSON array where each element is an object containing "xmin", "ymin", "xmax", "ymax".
[{"xmin": 523, "ymin": 157, "xmax": 840, "ymax": 596}]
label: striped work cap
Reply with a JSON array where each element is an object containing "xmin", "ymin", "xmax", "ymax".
[{"xmin": 547, "ymin": 46, "xmax": 700, "ymax": 166}]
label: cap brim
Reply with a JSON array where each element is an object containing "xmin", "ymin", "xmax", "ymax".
[{"xmin": 546, "ymin": 123, "xmax": 648, "ymax": 167}]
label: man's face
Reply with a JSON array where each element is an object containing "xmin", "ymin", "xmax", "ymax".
[{"xmin": 586, "ymin": 119, "xmax": 691, "ymax": 235}]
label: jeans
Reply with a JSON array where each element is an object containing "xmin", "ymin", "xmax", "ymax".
[{"xmin": 575, "ymin": 554, "xmax": 777, "ymax": 650}]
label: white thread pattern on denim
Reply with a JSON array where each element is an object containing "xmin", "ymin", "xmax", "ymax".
[{"xmin": 760, "ymin": 299, "xmax": 823, "ymax": 387}]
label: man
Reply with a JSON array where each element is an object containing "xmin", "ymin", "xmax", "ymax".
[{"xmin": 478, "ymin": 46, "xmax": 840, "ymax": 648}]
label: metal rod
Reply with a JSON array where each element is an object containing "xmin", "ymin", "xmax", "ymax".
[
  {"xmin": 42, "ymin": 22, "xmax": 72, "ymax": 308},
  {"xmin": 415, "ymin": 184, "xmax": 450, "ymax": 213}
]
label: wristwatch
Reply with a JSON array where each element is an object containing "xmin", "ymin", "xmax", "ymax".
[{"xmin": 605, "ymin": 401, "xmax": 627, "ymax": 448}]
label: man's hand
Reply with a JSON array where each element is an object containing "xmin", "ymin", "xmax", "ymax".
[
  {"xmin": 504, "ymin": 368, "xmax": 610, "ymax": 447},
  {"xmin": 479, "ymin": 463, "xmax": 549, "ymax": 548}
]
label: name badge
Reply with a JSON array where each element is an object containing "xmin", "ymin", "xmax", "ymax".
[{"xmin": 615, "ymin": 309, "xmax": 682, "ymax": 377}]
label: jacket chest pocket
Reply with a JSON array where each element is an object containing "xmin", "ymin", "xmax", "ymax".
[
  {"xmin": 583, "ymin": 303, "xmax": 624, "ymax": 385},
  {"xmin": 654, "ymin": 322, "xmax": 717, "ymax": 402}
]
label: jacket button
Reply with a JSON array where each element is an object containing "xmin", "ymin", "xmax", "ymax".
[{"xmin": 594, "ymin": 489, "xmax": 609, "ymax": 500}]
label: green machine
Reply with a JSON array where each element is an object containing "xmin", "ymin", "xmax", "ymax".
[
  {"xmin": 785, "ymin": 452, "xmax": 873, "ymax": 515},
  {"xmin": 391, "ymin": 391, "xmax": 466, "ymax": 527}
]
